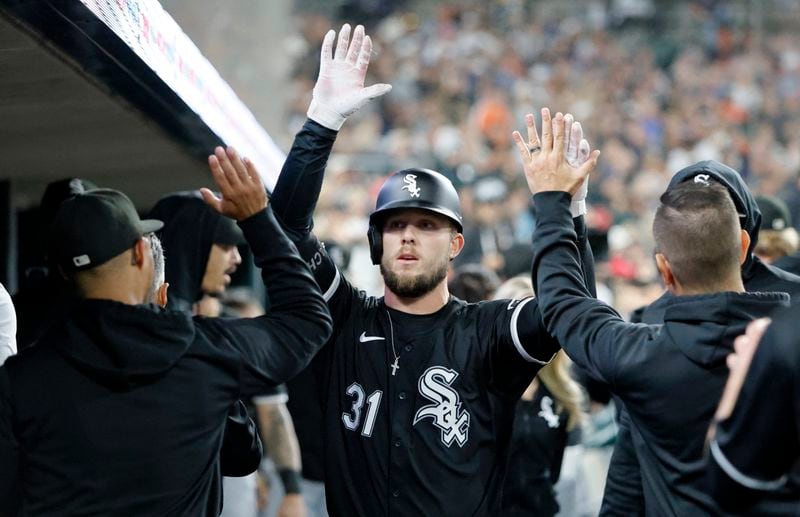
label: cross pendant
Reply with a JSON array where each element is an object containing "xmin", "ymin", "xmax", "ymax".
[{"xmin": 390, "ymin": 357, "xmax": 400, "ymax": 376}]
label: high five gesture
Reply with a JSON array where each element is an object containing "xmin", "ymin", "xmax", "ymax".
[
  {"xmin": 308, "ymin": 24, "xmax": 392, "ymax": 130},
  {"xmin": 513, "ymin": 108, "xmax": 600, "ymax": 198}
]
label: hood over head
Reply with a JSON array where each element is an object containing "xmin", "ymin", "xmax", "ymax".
[
  {"xmin": 52, "ymin": 299, "xmax": 195, "ymax": 390},
  {"xmin": 148, "ymin": 191, "xmax": 243, "ymax": 311},
  {"xmin": 668, "ymin": 160, "xmax": 761, "ymax": 279},
  {"xmin": 663, "ymin": 291, "xmax": 789, "ymax": 368}
]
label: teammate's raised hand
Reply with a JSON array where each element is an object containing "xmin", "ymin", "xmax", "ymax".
[
  {"xmin": 202, "ymin": 146, "xmax": 268, "ymax": 221},
  {"xmin": 562, "ymin": 113, "xmax": 592, "ymax": 216},
  {"xmin": 307, "ymin": 24, "xmax": 393, "ymax": 131},
  {"xmin": 714, "ymin": 317, "xmax": 771, "ymax": 422},
  {"xmin": 513, "ymin": 108, "xmax": 600, "ymax": 196}
]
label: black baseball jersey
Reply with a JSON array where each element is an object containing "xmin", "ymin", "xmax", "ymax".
[
  {"xmin": 295, "ymin": 232, "xmax": 559, "ymax": 516},
  {"xmin": 708, "ymin": 305, "xmax": 800, "ymax": 513}
]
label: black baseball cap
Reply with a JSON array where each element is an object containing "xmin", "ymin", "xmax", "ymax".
[
  {"xmin": 50, "ymin": 189, "xmax": 163, "ymax": 271},
  {"xmin": 756, "ymin": 195, "xmax": 792, "ymax": 231}
]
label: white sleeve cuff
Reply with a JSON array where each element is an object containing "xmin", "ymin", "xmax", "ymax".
[
  {"xmin": 570, "ymin": 199, "xmax": 586, "ymax": 218},
  {"xmin": 307, "ymin": 99, "xmax": 346, "ymax": 131},
  {"xmin": 510, "ymin": 297, "xmax": 553, "ymax": 365},
  {"xmin": 252, "ymin": 393, "xmax": 290, "ymax": 405}
]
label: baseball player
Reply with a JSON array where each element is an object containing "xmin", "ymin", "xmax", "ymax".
[{"xmin": 269, "ymin": 24, "xmax": 594, "ymax": 516}]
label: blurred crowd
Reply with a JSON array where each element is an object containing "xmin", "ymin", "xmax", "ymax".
[{"xmin": 282, "ymin": 0, "xmax": 800, "ymax": 315}]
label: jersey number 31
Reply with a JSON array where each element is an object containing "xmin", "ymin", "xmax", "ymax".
[{"xmin": 342, "ymin": 382, "xmax": 383, "ymax": 437}]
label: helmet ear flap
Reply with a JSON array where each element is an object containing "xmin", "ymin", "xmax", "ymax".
[{"xmin": 367, "ymin": 224, "xmax": 383, "ymax": 265}]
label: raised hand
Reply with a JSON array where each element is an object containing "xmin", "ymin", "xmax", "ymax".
[
  {"xmin": 714, "ymin": 317, "xmax": 771, "ymax": 422},
  {"xmin": 307, "ymin": 24, "xmax": 393, "ymax": 130},
  {"xmin": 202, "ymin": 146, "xmax": 268, "ymax": 221},
  {"xmin": 513, "ymin": 108, "xmax": 600, "ymax": 196},
  {"xmin": 562, "ymin": 113, "xmax": 592, "ymax": 215}
]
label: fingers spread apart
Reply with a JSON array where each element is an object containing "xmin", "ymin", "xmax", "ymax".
[
  {"xmin": 319, "ymin": 30, "xmax": 336, "ymax": 69},
  {"xmin": 356, "ymin": 35, "xmax": 373, "ymax": 72},
  {"xmin": 334, "ymin": 23, "xmax": 351, "ymax": 61},
  {"xmin": 346, "ymin": 25, "xmax": 364, "ymax": 65}
]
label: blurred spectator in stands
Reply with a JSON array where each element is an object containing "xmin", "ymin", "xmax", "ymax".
[
  {"xmin": 448, "ymin": 263, "xmax": 501, "ymax": 302},
  {"xmin": 457, "ymin": 175, "xmax": 517, "ymax": 272},
  {"xmin": 280, "ymin": 0, "xmax": 800, "ymax": 320},
  {"xmin": 755, "ymin": 195, "xmax": 800, "ymax": 274}
]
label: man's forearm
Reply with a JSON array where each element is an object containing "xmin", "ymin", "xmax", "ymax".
[
  {"xmin": 573, "ymin": 214, "xmax": 597, "ymax": 298},
  {"xmin": 531, "ymin": 191, "xmax": 634, "ymax": 384},
  {"xmin": 256, "ymin": 403, "xmax": 302, "ymax": 492},
  {"xmin": 270, "ymin": 119, "xmax": 338, "ymax": 236}
]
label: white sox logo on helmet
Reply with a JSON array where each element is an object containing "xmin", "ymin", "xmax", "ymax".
[
  {"xmin": 413, "ymin": 366, "xmax": 470, "ymax": 447},
  {"xmin": 402, "ymin": 174, "xmax": 421, "ymax": 198}
]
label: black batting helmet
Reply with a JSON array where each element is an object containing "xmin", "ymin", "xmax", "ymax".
[{"xmin": 367, "ymin": 168, "xmax": 463, "ymax": 264}]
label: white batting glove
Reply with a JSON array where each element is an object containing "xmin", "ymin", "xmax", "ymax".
[
  {"xmin": 561, "ymin": 114, "xmax": 592, "ymax": 217},
  {"xmin": 307, "ymin": 24, "xmax": 392, "ymax": 131}
]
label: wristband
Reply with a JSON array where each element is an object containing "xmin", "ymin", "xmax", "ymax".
[
  {"xmin": 570, "ymin": 199, "xmax": 586, "ymax": 218},
  {"xmin": 278, "ymin": 468, "xmax": 302, "ymax": 494},
  {"xmin": 307, "ymin": 99, "xmax": 346, "ymax": 131}
]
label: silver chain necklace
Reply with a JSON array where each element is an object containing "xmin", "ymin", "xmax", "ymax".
[{"xmin": 386, "ymin": 310, "xmax": 400, "ymax": 376}]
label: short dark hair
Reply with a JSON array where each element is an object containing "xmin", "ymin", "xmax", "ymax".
[
  {"xmin": 449, "ymin": 264, "xmax": 501, "ymax": 302},
  {"xmin": 653, "ymin": 182, "xmax": 741, "ymax": 290}
]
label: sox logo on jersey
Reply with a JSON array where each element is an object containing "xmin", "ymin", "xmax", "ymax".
[{"xmin": 413, "ymin": 366, "xmax": 470, "ymax": 447}]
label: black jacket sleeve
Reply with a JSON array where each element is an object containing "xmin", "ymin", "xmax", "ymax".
[
  {"xmin": 531, "ymin": 191, "xmax": 654, "ymax": 387},
  {"xmin": 600, "ymin": 408, "xmax": 645, "ymax": 516},
  {"xmin": 270, "ymin": 119, "xmax": 338, "ymax": 239},
  {"xmin": 200, "ymin": 206, "xmax": 332, "ymax": 394},
  {"xmin": 485, "ymin": 211, "xmax": 596, "ymax": 396},
  {"xmin": 573, "ymin": 214, "xmax": 597, "ymax": 298},
  {"xmin": 220, "ymin": 401, "xmax": 264, "ymax": 477}
]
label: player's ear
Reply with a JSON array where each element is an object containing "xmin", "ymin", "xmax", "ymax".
[
  {"xmin": 449, "ymin": 231, "xmax": 464, "ymax": 261},
  {"xmin": 739, "ymin": 229, "xmax": 750, "ymax": 265},
  {"xmin": 131, "ymin": 237, "xmax": 148, "ymax": 269},
  {"xmin": 655, "ymin": 253, "xmax": 675, "ymax": 291},
  {"xmin": 156, "ymin": 283, "xmax": 169, "ymax": 308}
]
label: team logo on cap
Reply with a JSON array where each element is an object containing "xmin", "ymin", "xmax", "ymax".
[
  {"xmin": 693, "ymin": 174, "xmax": 711, "ymax": 186},
  {"xmin": 72, "ymin": 255, "xmax": 91, "ymax": 267},
  {"xmin": 402, "ymin": 174, "xmax": 421, "ymax": 198}
]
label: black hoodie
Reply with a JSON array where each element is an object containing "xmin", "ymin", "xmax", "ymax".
[
  {"xmin": 149, "ymin": 191, "xmax": 266, "ymax": 478},
  {"xmin": 531, "ymin": 192, "xmax": 790, "ymax": 516},
  {"xmin": 602, "ymin": 161, "xmax": 800, "ymax": 516},
  {"xmin": 149, "ymin": 191, "xmax": 244, "ymax": 312},
  {"xmin": 0, "ymin": 208, "xmax": 332, "ymax": 516}
]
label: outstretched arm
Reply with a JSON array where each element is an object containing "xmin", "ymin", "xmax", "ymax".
[
  {"xmin": 271, "ymin": 24, "xmax": 391, "ymax": 239},
  {"xmin": 522, "ymin": 112, "xmax": 597, "ymax": 296},
  {"xmin": 485, "ymin": 114, "xmax": 597, "ymax": 397},
  {"xmin": 517, "ymin": 109, "xmax": 652, "ymax": 385},
  {"xmin": 201, "ymin": 146, "xmax": 332, "ymax": 386}
]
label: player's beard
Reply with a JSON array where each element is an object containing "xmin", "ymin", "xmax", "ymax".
[{"xmin": 381, "ymin": 253, "xmax": 449, "ymax": 298}]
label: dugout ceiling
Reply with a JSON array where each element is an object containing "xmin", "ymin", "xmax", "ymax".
[{"xmin": 0, "ymin": 0, "xmax": 284, "ymax": 210}]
